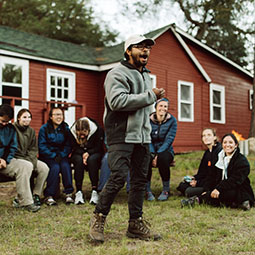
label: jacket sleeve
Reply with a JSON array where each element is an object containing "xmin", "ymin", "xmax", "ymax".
[
  {"xmin": 6, "ymin": 129, "xmax": 17, "ymax": 164},
  {"xmin": 87, "ymin": 127, "xmax": 104, "ymax": 155},
  {"xmin": 216, "ymin": 155, "xmax": 250, "ymax": 193},
  {"xmin": 38, "ymin": 125, "xmax": 56, "ymax": 159},
  {"xmin": 26, "ymin": 129, "xmax": 38, "ymax": 166},
  {"xmin": 157, "ymin": 118, "xmax": 177, "ymax": 153},
  {"xmin": 194, "ymin": 151, "xmax": 208, "ymax": 185},
  {"xmin": 105, "ymin": 71, "xmax": 157, "ymax": 112},
  {"xmin": 59, "ymin": 128, "xmax": 72, "ymax": 158}
]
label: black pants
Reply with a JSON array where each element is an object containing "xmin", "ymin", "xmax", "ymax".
[
  {"xmin": 147, "ymin": 150, "xmax": 173, "ymax": 182},
  {"xmin": 95, "ymin": 143, "xmax": 150, "ymax": 219},
  {"xmin": 71, "ymin": 152, "xmax": 102, "ymax": 191}
]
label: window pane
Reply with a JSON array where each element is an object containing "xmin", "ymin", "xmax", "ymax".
[
  {"xmin": 181, "ymin": 103, "xmax": 191, "ymax": 119},
  {"xmin": 51, "ymin": 76, "xmax": 56, "ymax": 86},
  {"xmin": 64, "ymin": 90, "xmax": 68, "ymax": 99},
  {"xmin": 57, "ymin": 89, "xmax": 62, "ymax": 98},
  {"xmin": 57, "ymin": 77, "xmax": 62, "ymax": 87},
  {"xmin": 64, "ymin": 78, "xmax": 69, "ymax": 88},
  {"xmin": 213, "ymin": 106, "xmax": 221, "ymax": 121},
  {"xmin": 181, "ymin": 85, "xmax": 190, "ymax": 101},
  {"xmin": 2, "ymin": 86, "xmax": 22, "ymax": 105},
  {"xmin": 51, "ymin": 88, "xmax": 55, "ymax": 97},
  {"xmin": 2, "ymin": 64, "xmax": 22, "ymax": 84},
  {"xmin": 213, "ymin": 91, "xmax": 221, "ymax": 104}
]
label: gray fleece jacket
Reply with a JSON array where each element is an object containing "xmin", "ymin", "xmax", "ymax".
[{"xmin": 104, "ymin": 60, "xmax": 157, "ymax": 145}]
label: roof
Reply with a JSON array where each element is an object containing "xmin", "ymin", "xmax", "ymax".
[{"xmin": 0, "ymin": 25, "xmax": 252, "ymax": 78}]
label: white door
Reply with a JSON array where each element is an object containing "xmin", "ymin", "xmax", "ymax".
[
  {"xmin": 46, "ymin": 69, "xmax": 76, "ymax": 126},
  {"xmin": 0, "ymin": 56, "xmax": 29, "ymax": 120}
]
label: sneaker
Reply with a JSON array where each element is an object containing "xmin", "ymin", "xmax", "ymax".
[
  {"xmin": 89, "ymin": 213, "xmax": 106, "ymax": 243},
  {"xmin": 75, "ymin": 191, "xmax": 85, "ymax": 205},
  {"xmin": 157, "ymin": 191, "xmax": 169, "ymax": 201},
  {"xmin": 146, "ymin": 191, "xmax": 155, "ymax": 201},
  {"xmin": 126, "ymin": 217, "xmax": 161, "ymax": 241},
  {"xmin": 89, "ymin": 190, "xmax": 99, "ymax": 205},
  {"xmin": 45, "ymin": 196, "xmax": 57, "ymax": 206},
  {"xmin": 13, "ymin": 198, "xmax": 20, "ymax": 208},
  {"xmin": 239, "ymin": 200, "xmax": 251, "ymax": 211},
  {"xmin": 33, "ymin": 194, "xmax": 41, "ymax": 206},
  {"xmin": 21, "ymin": 203, "xmax": 40, "ymax": 213},
  {"xmin": 181, "ymin": 196, "xmax": 199, "ymax": 208},
  {"xmin": 66, "ymin": 194, "xmax": 74, "ymax": 204}
]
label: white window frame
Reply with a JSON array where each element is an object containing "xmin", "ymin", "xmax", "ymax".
[
  {"xmin": 149, "ymin": 74, "xmax": 156, "ymax": 89},
  {"xmin": 0, "ymin": 56, "xmax": 29, "ymax": 116},
  {"xmin": 46, "ymin": 68, "xmax": 76, "ymax": 126},
  {"xmin": 178, "ymin": 80, "xmax": 194, "ymax": 122},
  {"xmin": 210, "ymin": 83, "xmax": 225, "ymax": 124},
  {"xmin": 249, "ymin": 89, "xmax": 253, "ymax": 110}
]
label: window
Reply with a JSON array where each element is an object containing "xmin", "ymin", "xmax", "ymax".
[
  {"xmin": 0, "ymin": 56, "xmax": 29, "ymax": 111},
  {"xmin": 47, "ymin": 69, "xmax": 76, "ymax": 125},
  {"xmin": 249, "ymin": 89, "xmax": 253, "ymax": 110},
  {"xmin": 210, "ymin": 83, "xmax": 225, "ymax": 124},
  {"xmin": 178, "ymin": 81, "xmax": 194, "ymax": 122}
]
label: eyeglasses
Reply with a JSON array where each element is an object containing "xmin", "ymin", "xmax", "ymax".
[
  {"xmin": 52, "ymin": 113, "xmax": 63, "ymax": 117},
  {"xmin": 132, "ymin": 44, "xmax": 152, "ymax": 50}
]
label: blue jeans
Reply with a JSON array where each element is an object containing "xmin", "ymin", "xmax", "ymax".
[{"xmin": 43, "ymin": 157, "xmax": 74, "ymax": 197}]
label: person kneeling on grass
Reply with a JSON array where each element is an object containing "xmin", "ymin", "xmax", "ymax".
[{"xmin": 181, "ymin": 133, "xmax": 254, "ymax": 211}]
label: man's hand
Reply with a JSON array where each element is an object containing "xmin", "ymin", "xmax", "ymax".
[
  {"xmin": 83, "ymin": 152, "xmax": 89, "ymax": 165},
  {"xmin": 0, "ymin": 158, "xmax": 7, "ymax": 169},
  {"xmin": 152, "ymin": 88, "xmax": 165, "ymax": 100},
  {"xmin": 211, "ymin": 189, "xmax": 220, "ymax": 199},
  {"xmin": 152, "ymin": 155, "xmax": 158, "ymax": 167},
  {"xmin": 190, "ymin": 179, "xmax": 197, "ymax": 187}
]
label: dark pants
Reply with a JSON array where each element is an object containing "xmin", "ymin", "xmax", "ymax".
[
  {"xmin": 147, "ymin": 150, "xmax": 173, "ymax": 182},
  {"xmin": 95, "ymin": 143, "xmax": 150, "ymax": 219},
  {"xmin": 43, "ymin": 157, "xmax": 74, "ymax": 197},
  {"xmin": 71, "ymin": 152, "xmax": 102, "ymax": 191},
  {"xmin": 185, "ymin": 187, "xmax": 204, "ymax": 198}
]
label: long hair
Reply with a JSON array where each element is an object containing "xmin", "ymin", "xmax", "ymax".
[{"xmin": 16, "ymin": 108, "xmax": 32, "ymax": 123}]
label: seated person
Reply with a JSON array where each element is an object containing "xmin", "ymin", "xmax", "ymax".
[
  {"xmin": 70, "ymin": 117, "xmax": 104, "ymax": 205},
  {"xmin": 182, "ymin": 133, "xmax": 255, "ymax": 211},
  {"xmin": 177, "ymin": 128, "xmax": 221, "ymax": 197},
  {"xmin": 146, "ymin": 98, "xmax": 177, "ymax": 201},
  {"xmin": 13, "ymin": 109, "xmax": 49, "ymax": 206},
  {"xmin": 0, "ymin": 104, "xmax": 39, "ymax": 212},
  {"xmin": 38, "ymin": 107, "xmax": 74, "ymax": 206}
]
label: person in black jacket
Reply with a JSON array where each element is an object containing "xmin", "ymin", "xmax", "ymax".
[
  {"xmin": 202, "ymin": 133, "xmax": 254, "ymax": 210},
  {"xmin": 177, "ymin": 128, "xmax": 221, "ymax": 197},
  {"xmin": 70, "ymin": 117, "xmax": 104, "ymax": 205}
]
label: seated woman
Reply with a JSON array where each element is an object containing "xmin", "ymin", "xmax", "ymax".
[
  {"xmin": 13, "ymin": 109, "xmax": 49, "ymax": 207},
  {"xmin": 70, "ymin": 117, "xmax": 104, "ymax": 205},
  {"xmin": 183, "ymin": 133, "xmax": 255, "ymax": 211},
  {"xmin": 177, "ymin": 128, "xmax": 221, "ymax": 197},
  {"xmin": 146, "ymin": 98, "xmax": 177, "ymax": 201},
  {"xmin": 38, "ymin": 107, "xmax": 74, "ymax": 206}
]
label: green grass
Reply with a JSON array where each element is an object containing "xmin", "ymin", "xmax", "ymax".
[{"xmin": 1, "ymin": 151, "xmax": 255, "ymax": 255}]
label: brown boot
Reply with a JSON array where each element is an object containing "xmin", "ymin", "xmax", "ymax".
[
  {"xmin": 126, "ymin": 217, "xmax": 161, "ymax": 241},
  {"xmin": 89, "ymin": 213, "xmax": 106, "ymax": 243}
]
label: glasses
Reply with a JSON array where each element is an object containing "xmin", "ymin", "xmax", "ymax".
[
  {"xmin": 132, "ymin": 44, "xmax": 152, "ymax": 50},
  {"xmin": 52, "ymin": 113, "xmax": 63, "ymax": 117}
]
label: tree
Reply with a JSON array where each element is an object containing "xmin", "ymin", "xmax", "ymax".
[{"xmin": 0, "ymin": 0, "xmax": 118, "ymax": 46}]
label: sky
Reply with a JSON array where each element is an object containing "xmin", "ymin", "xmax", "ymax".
[{"xmin": 91, "ymin": 0, "xmax": 187, "ymax": 43}]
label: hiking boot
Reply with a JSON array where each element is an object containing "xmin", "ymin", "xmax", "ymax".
[
  {"xmin": 126, "ymin": 217, "xmax": 161, "ymax": 241},
  {"xmin": 33, "ymin": 194, "xmax": 41, "ymax": 206},
  {"xmin": 146, "ymin": 191, "xmax": 155, "ymax": 201},
  {"xmin": 75, "ymin": 191, "xmax": 85, "ymax": 205},
  {"xmin": 89, "ymin": 190, "xmax": 99, "ymax": 205},
  {"xmin": 21, "ymin": 203, "xmax": 40, "ymax": 213},
  {"xmin": 89, "ymin": 213, "xmax": 106, "ymax": 243},
  {"xmin": 45, "ymin": 196, "xmax": 57, "ymax": 206},
  {"xmin": 181, "ymin": 196, "xmax": 199, "ymax": 208},
  {"xmin": 65, "ymin": 194, "xmax": 74, "ymax": 204},
  {"xmin": 239, "ymin": 200, "xmax": 251, "ymax": 211},
  {"xmin": 157, "ymin": 191, "xmax": 169, "ymax": 201}
]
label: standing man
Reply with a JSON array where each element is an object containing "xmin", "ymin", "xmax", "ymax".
[{"xmin": 89, "ymin": 34, "xmax": 165, "ymax": 242}]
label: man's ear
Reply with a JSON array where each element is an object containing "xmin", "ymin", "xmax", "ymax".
[{"xmin": 126, "ymin": 49, "xmax": 132, "ymax": 57}]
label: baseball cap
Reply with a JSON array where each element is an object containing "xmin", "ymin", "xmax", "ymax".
[{"xmin": 124, "ymin": 34, "xmax": 155, "ymax": 52}]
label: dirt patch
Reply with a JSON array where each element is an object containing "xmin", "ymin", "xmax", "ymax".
[{"xmin": 0, "ymin": 182, "xmax": 16, "ymax": 202}]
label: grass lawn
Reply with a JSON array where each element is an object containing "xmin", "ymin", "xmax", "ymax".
[{"xmin": 1, "ymin": 151, "xmax": 255, "ymax": 255}]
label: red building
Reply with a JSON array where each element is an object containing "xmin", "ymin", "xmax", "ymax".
[{"xmin": 0, "ymin": 24, "xmax": 253, "ymax": 152}]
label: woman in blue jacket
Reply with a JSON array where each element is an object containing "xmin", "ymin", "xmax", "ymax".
[
  {"xmin": 38, "ymin": 107, "xmax": 74, "ymax": 205},
  {"xmin": 146, "ymin": 98, "xmax": 177, "ymax": 201}
]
